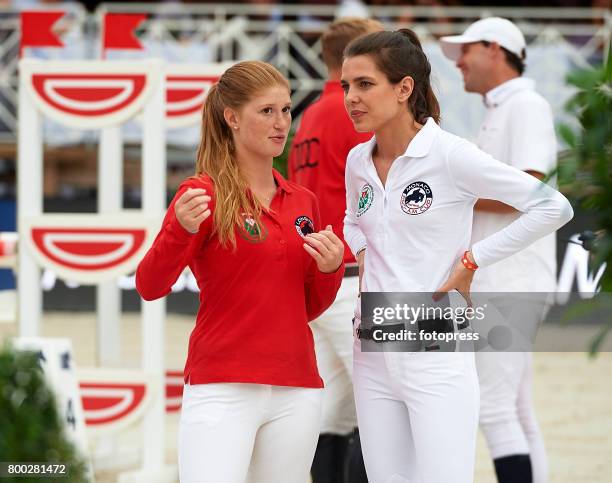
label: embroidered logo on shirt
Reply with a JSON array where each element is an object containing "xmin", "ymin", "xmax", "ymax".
[
  {"xmin": 357, "ymin": 184, "xmax": 374, "ymax": 217},
  {"xmin": 400, "ymin": 182, "xmax": 433, "ymax": 215},
  {"xmin": 291, "ymin": 137, "xmax": 320, "ymax": 172},
  {"xmin": 295, "ymin": 215, "xmax": 315, "ymax": 238},
  {"xmin": 239, "ymin": 213, "xmax": 268, "ymax": 243}
]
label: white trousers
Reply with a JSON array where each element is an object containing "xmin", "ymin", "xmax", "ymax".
[
  {"xmin": 353, "ymin": 342, "xmax": 480, "ymax": 483},
  {"xmin": 477, "ymin": 352, "xmax": 548, "ymax": 483},
  {"xmin": 476, "ymin": 296, "xmax": 549, "ymax": 483},
  {"xmin": 178, "ymin": 383, "xmax": 322, "ymax": 483},
  {"xmin": 309, "ymin": 275, "xmax": 359, "ymax": 435}
]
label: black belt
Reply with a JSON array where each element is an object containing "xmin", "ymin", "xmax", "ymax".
[
  {"xmin": 357, "ymin": 323, "xmax": 404, "ymax": 340},
  {"xmin": 344, "ymin": 265, "xmax": 359, "ymax": 278},
  {"xmin": 356, "ymin": 318, "xmax": 469, "ymax": 340}
]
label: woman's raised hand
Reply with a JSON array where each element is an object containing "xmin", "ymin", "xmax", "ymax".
[
  {"xmin": 174, "ymin": 188, "xmax": 211, "ymax": 234},
  {"xmin": 304, "ymin": 225, "xmax": 344, "ymax": 273}
]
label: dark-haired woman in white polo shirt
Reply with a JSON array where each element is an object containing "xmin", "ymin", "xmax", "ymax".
[{"xmin": 340, "ymin": 29, "xmax": 573, "ymax": 483}]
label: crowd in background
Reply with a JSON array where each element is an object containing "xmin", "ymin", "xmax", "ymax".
[{"xmin": 1, "ymin": 0, "xmax": 610, "ymax": 13}]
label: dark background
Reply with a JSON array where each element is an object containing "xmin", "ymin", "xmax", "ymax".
[{"xmin": 0, "ymin": 197, "xmax": 595, "ymax": 315}]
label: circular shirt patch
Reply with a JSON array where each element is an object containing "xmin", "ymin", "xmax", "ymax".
[
  {"xmin": 357, "ymin": 184, "xmax": 374, "ymax": 217},
  {"xmin": 239, "ymin": 213, "xmax": 268, "ymax": 243},
  {"xmin": 400, "ymin": 181, "xmax": 433, "ymax": 215},
  {"xmin": 295, "ymin": 215, "xmax": 315, "ymax": 238}
]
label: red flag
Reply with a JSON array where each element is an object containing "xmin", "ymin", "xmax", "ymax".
[
  {"xmin": 20, "ymin": 10, "xmax": 64, "ymax": 57},
  {"xmin": 102, "ymin": 13, "xmax": 146, "ymax": 55}
]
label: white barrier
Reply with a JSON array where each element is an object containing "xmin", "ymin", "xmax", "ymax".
[{"xmin": 17, "ymin": 58, "xmax": 175, "ymax": 482}]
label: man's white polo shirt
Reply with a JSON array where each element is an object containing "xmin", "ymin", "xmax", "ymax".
[
  {"xmin": 471, "ymin": 77, "xmax": 558, "ymax": 293},
  {"xmin": 344, "ymin": 117, "xmax": 572, "ymax": 295}
]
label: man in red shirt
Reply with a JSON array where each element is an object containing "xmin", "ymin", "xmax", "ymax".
[{"xmin": 288, "ymin": 17, "xmax": 383, "ymax": 483}]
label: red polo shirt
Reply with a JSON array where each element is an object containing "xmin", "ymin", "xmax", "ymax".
[
  {"xmin": 136, "ymin": 170, "xmax": 344, "ymax": 388},
  {"xmin": 288, "ymin": 81, "xmax": 373, "ymax": 264}
]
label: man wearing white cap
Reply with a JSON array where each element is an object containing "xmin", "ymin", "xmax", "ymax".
[{"xmin": 441, "ymin": 17, "xmax": 555, "ymax": 483}]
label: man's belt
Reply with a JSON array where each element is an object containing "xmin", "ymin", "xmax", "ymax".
[{"xmin": 344, "ymin": 265, "xmax": 359, "ymax": 278}]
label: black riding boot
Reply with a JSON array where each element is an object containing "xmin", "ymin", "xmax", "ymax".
[{"xmin": 493, "ymin": 454, "xmax": 533, "ymax": 483}]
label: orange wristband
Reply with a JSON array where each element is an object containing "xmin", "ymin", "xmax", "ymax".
[{"xmin": 461, "ymin": 250, "xmax": 478, "ymax": 271}]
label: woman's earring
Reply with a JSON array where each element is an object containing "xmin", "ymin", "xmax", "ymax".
[{"xmin": 233, "ymin": 125, "xmax": 238, "ymax": 130}]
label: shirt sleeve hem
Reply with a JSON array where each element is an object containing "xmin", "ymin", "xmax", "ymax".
[
  {"xmin": 318, "ymin": 262, "xmax": 346, "ymax": 277},
  {"xmin": 470, "ymin": 244, "xmax": 487, "ymax": 268},
  {"xmin": 167, "ymin": 215, "xmax": 197, "ymax": 241}
]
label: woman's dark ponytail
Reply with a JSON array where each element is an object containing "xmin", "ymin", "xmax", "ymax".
[
  {"xmin": 345, "ymin": 28, "xmax": 441, "ymax": 125},
  {"xmin": 396, "ymin": 28, "xmax": 423, "ymax": 49},
  {"xmin": 395, "ymin": 29, "xmax": 440, "ymax": 124}
]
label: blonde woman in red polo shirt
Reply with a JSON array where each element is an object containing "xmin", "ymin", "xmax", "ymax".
[{"xmin": 136, "ymin": 61, "xmax": 345, "ymax": 483}]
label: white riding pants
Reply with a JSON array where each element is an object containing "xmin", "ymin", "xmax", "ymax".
[
  {"xmin": 309, "ymin": 274, "xmax": 359, "ymax": 435},
  {"xmin": 353, "ymin": 341, "xmax": 480, "ymax": 483},
  {"xmin": 178, "ymin": 382, "xmax": 322, "ymax": 483},
  {"xmin": 476, "ymin": 296, "xmax": 549, "ymax": 483}
]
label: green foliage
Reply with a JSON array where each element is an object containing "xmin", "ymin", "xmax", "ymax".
[
  {"xmin": 557, "ymin": 49, "xmax": 612, "ymax": 355},
  {"xmin": 273, "ymin": 129, "xmax": 295, "ymax": 178},
  {"xmin": 0, "ymin": 343, "xmax": 89, "ymax": 482}
]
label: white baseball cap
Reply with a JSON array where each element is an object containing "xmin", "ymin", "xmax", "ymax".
[{"xmin": 440, "ymin": 17, "xmax": 526, "ymax": 62}]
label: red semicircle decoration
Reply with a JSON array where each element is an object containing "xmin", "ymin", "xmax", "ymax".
[
  {"xmin": 20, "ymin": 59, "xmax": 162, "ymax": 129},
  {"xmin": 31, "ymin": 73, "xmax": 146, "ymax": 117},
  {"xmin": 31, "ymin": 227, "xmax": 146, "ymax": 271},
  {"xmin": 80, "ymin": 382, "xmax": 146, "ymax": 425},
  {"xmin": 165, "ymin": 75, "xmax": 219, "ymax": 119}
]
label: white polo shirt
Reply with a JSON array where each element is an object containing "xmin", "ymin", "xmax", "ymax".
[
  {"xmin": 344, "ymin": 118, "xmax": 572, "ymax": 295},
  {"xmin": 471, "ymin": 77, "xmax": 558, "ymax": 293}
]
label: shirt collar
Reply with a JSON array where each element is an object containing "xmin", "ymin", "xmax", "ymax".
[
  {"xmin": 361, "ymin": 117, "xmax": 439, "ymax": 164},
  {"xmin": 322, "ymin": 81, "xmax": 343, "ymax": 96},
  {"xmin": 484, "ymin": 77, "xmax": 535, "ymax": 108},
  {"xmin": 272, "ymin": 168, "xmax": 294, "ymax": 193},
  {"xmin": 403, "ymin": 117, "xmax": 439, "ymax": 158}
]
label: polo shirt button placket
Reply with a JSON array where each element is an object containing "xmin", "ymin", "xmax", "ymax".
[
  {"xmin": 278, "ymin": 235, "xmax": 287, "ymax": 261},
  {"xmin": 382, "ymin": 191, "xmax": 389, "ymax": 236},
  {"xmin": 265, "ymin": 212, "xmax": 284, "ymax": 262}
]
